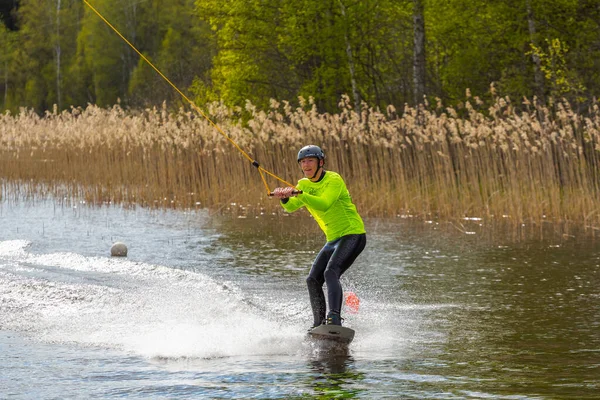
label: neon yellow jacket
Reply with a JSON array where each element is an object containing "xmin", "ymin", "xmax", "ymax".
[{"xmin": 281, "ymin": 171, "xmax": 365, "ymax": 242}]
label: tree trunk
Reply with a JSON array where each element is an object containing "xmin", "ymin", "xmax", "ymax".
[
  {"xmin": 3, "ymin": 59, "xmax": 7, "ymax": 107},
  {"xmin": 413, "ymin": 0, "xmax": 426, "ymax": 105},
  {"xmin": 338, "ymin": 0, "xmax": 361, "ymax": 114},
  {"xmin": 526, "ymin": 0, "xmax": 545, "ymax": 104},
  {"xmin": 122, "ymin": 0, "xmax": 138, "ymax": 93},
  {"xmin": 55, "ymin": 0, "xmax": 62, "ymax": 110}
]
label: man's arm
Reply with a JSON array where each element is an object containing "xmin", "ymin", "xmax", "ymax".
[
  {"xmin": 297, "ymin": 178, "xmax": 344, "ymax": 211},
  {"xmin": 281, "ymin": 197, "xmax": 304, "ymax": 213},
  {"xmin": 273, "ymin": 186, "xmax": 304, "ymax": 213}
]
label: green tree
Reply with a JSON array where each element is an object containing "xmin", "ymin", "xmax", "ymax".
[
  {"xmin": 0, "ymin": 0, "xmax": 82, "ymax": 112},
  {"xmin": 413, "ymin": 0, "xmax": 425, "ymax": 104},
  {"xmin": 75, "ymin": 0, "xmax": 140, "ymax": 107},
  {"xmin": 56, "ymin": 0, "xmax": 85, "ymax": 109},
  {"xmin": 128, "ymin": 0, "xmax": 215, "ymax": 107},
  {"xmin": 196, "ymin": 0, "xmax": 415, "ymax": 111},
  {"xmin": 196, "ymin": 0, "xmax": 291, "ymax": 108},
  {"xmin": 325, "ymin": 0, "xmax": 414, "ymax": 108},
  {"xmin": 425, "ymin": 0, "xmax": 518, "ymax": 102},
  {"xmin": 10, "ymin": 0, "xmax": 57, "ymax": 111},
  {"xmin": 2, "ymin": 0, "xmax": 600, "ymax": 113},
  {"xmin": 425, "ymin": 0, "xmax": 597, "ymax": 104},
  {"xmin": 0, "ymin": 23, "xmax": 15, "ymax": 110}
]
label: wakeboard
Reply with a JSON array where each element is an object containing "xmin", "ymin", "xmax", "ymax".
[{"xmin": 307, "ymin": 324, "xmax": 355, "ymax": 345}]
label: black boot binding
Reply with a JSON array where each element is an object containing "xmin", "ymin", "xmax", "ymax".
[{"xmin": 326, "ymin": 312, "xmax": 343, "ymax": 326}]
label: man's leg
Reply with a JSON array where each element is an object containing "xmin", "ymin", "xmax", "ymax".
[
  {"xmin": 324, "ymin": 234, "xmax": 366, "ymax": 321},
  {"xmin": 306, "ymin": 243, "xmax": 334, "ymax": 327}
]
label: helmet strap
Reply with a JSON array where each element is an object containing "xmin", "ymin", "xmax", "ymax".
[{"xmin": 310, "ymin": 160, "xmax": 324, "ymax": 180}]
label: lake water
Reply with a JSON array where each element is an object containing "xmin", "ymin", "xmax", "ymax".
[{"xmin": 1, "ymin": 197, "xmax": 599, "ymax": 399}]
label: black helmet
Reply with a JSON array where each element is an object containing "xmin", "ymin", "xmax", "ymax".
[{"xmin": 297, "ymin": 145, "xmax": 325, "ymax": 162}]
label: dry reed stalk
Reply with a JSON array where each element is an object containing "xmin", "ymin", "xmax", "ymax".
[{"xmin": 1, "ymin": 96, "xmax": 600, "ymax": 228}]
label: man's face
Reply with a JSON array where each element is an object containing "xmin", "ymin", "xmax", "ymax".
[{"xmin": 299, "ymin": 157, "xmax": 321, "ymax": 179}]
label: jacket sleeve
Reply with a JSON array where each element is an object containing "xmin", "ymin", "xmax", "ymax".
[
  {"xmin": 280, "ymin": 196, "xmax": 304, "ymax": 213},
  {"xmin": 297, "ymin": 177, "xmax": 344, "ymax": 211}
]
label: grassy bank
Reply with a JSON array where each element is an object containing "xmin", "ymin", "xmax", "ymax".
[{"xmin": 1, "ymin": 95, "xmax": 599, "ymax": 228}]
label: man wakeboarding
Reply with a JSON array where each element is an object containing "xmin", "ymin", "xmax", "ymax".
[{"xmin": 272, "ymin": 145, "xmax": 367, "ymax": 333}]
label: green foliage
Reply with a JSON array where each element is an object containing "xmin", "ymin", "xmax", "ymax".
[
  {"xmin": 77, "ymin": 0, "xmax": 137, "ymax": 107},
  {"xmin": 196, "ymin": 0, "xmax": 290, "ymax": 108},
  {"xmin": 1, "ymin": 0, "xmax": 600, "ymax": 113},
  {"xmin": 6, "ymin": 0, "xmax": 56, "ymax": 111},
  {"xmin": 0, "ymin": 0, "xmax": 84, "ymax": 112},
  {"xmin": 427, "ymin": 0, "xmax": 518, "ymax": 102},
  {"xmin": 128, "ymin": 0, "xmax": 214, "ymax": 107},
  {"xmin": 529, "ymin": 38, "xmax": 586, "ymax": 101},
  {"xmin": 0, "ymin": 24, "xmax": 15, "ymax": 110},
  {"xmin": 196, "ymin": 0, "xmax": 415, "ymax": 111}
]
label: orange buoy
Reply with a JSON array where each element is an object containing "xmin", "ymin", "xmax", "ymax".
[{"xmin": 344, "ymin": 291, "xmax": 360, "ymax": 314}]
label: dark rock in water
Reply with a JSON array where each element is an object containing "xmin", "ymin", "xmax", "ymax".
[{"xmin": 110, "ymin": 242, "xmax": 128, "ymax": 257}]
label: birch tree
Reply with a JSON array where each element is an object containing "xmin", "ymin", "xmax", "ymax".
[{"xmin": 413, "ymin": 0, "xmax": 426, "ymax": 104}]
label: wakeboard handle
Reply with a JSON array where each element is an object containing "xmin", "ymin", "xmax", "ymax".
[{"xmin": 268, "ymin": 190, "xmax": 303, "ymax": 197}]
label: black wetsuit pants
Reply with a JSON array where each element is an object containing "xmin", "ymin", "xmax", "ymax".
[{"xmin": 306, "ymin": 233, "xmax": 366, "ymax": 326}]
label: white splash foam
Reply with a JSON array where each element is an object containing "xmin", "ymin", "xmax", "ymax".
[
  {"xmin": 0, "ymin": 242, "xmax": 305, "ymax": 360},
  {"xmin": 0, "ymin": 240, "xmax": 30, "ymax": 257}
]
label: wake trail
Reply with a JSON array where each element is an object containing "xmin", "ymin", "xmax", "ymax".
[{"xmin": 0, "ymin": 240, "xmax": 305, "ymax": 359}]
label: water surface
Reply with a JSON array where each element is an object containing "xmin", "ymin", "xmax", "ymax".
[{"xmin": 1, "ymin": 198, "xmax": 598, "ymax": 399}]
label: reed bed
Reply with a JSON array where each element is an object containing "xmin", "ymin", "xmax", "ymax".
[{"xmin": 1, "ymin": 95, "xmax": 599, "ymax": 228}]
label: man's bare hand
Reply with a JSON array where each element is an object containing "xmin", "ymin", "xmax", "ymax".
[{"xmin": 272, "ymin": 187, "xmax": 298, "ymax": 199}]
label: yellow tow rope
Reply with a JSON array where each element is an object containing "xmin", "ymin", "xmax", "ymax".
[{"xmin": 83, "ymin": 0, "xmax": 296, "ymax": 195}]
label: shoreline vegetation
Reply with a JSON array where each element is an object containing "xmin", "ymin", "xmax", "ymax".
[{"xmin": 1, "ymin": 94, "xmax": 599, "ymax": 231}]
